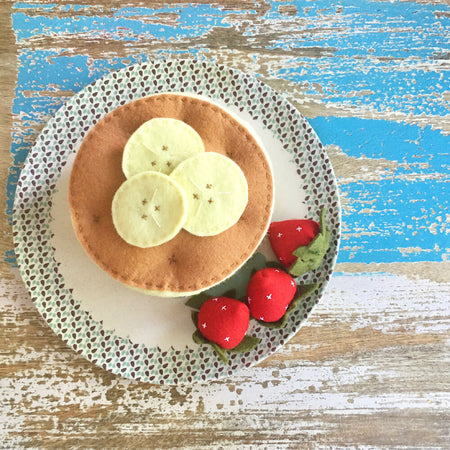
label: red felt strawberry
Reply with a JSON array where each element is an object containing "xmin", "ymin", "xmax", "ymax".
[
  {"xmin": 246, "ymin": 268, "xmax": 297, "ymax": 322},
  {"xmin": 268, "ymin": 209, "xmax": 331, "ymax": 276},
  {"xmin": 197, "ymin": 297, "xmax": 250, "ymax": 349},
  {"xmin": 268, "ymin": 219, "xmax": 319, "ymax": 267}
]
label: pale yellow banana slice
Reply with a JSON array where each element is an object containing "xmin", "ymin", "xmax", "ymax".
[
  {"xmin": 170, "ymin": 152, "xmax": 248, "ymax": 236},
  {"xmin": 112, "ymin": 171, "xmax": 187, "ymax": 248},
  {"xmin": 122, "ymin": 118, "xmax": 204, "ymax": 178}
]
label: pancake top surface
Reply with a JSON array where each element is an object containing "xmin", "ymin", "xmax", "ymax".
[{"xmin": 68, "ymin": 93, "xmax": 274, "ymax": 293}]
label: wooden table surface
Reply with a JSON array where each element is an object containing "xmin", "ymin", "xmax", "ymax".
[{"xmin": 1, "ymin": 1, "xmax": 449, "ymax": 448}]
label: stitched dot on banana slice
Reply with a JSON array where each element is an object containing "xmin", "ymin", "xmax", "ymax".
[
  {"xmin": 112, "ymin": 172, "xmax": 188, "ymax": 248},
  {"xmin": 122, "ymin": 118, "xmax": 204, "ymax": 178},
  {"xmin": 170, "ymin": 152, "xmax": 248, "ymax": 237}
]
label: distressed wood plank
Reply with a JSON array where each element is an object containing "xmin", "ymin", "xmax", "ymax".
[
  {"xmin": 1, "ymin": 0, "xmax": 449, "ymax": 448},
  {"xmin": 1, "ymin": 269, "xmax": 449, "ymax": 447},
  {"xmin": 7, "ymin": 0, "xmax": 450, "ymax": 265}
]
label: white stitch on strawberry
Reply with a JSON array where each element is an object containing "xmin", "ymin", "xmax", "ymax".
[
  {"xmin": 246, "ymin": 268, "xmax": 297, "ymax": 322},
  {"xmin": 246, "ymin": 267, "xmax": 318, "ymax": 329},
  {"xmin": 268, "ymin": 208, "xmax": 331, "ymax": 277},
  {"xmin": 197, "ymin": 297, "xmax": 249, "ymax": 349},
  {"xmin": 185, "ymin": 247, "xmax": 320, "ymax": 362},
  {"xmin": 188, "ymin": 294, "xmax": 261, "ymax": 363}
]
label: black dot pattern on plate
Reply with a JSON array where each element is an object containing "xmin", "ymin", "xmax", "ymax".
[{"xmin": 12, "ymin": 59, "xmax": 341, "ymax": 385}]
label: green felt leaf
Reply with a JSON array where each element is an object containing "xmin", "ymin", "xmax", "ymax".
[
  {"xmin": 192, "ymin": 330, "xmax": 229, "ymax": 363},
  {"xmin": 231, "ymin": 335, "xmax": 261, "ymax": 353},
  {"xmin": 191, "ymin": 327, "xmax": 259, "ymax": 363},
  {"xmin": 192, "ymin": 335, "xmax": 259, "ymax": 364},
  {"xmin": 289, "ymin": 208, "xmax": 331, "ymax": 277},
  {"xmin": 185, "ymin": 293, "xmax": 210, "ymax": 311},
  {"xmin": 211, "ymin": 343, "xmax": 229, "ymax": 364},
  {"xmin": 258, "ymin": 283, "xmax": 318, "ymax": 329},
  {"xmin": 192, "ymin": 329, "xmax": 209, "ymax": 345},
  {"xmin": 265, "ymin": 260, "xmax": 288, "ymax": 272},
  {"xmin": 186, "ymin": 253, "xmax": 267, "ymax": 309},
  {"xmin": 222, "ymin": 289, "xmax": 237, "ymax": 299}
]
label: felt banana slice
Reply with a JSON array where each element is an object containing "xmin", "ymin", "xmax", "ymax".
[
  {"xmin": 170, "ymin": 152, "xmax": 248, "ymax": 237},
  {"xmin": 112, "ymin": 171, "xmax": 188, "ymax": 248},
  {"xmin": 122, "ymin": 118, "xmax": 204, "ymax": 178}
]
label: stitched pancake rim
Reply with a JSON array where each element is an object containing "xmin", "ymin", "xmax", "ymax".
[{"xmin": 68, "ymin": 93, "xmax": 274, "ymax": 294}]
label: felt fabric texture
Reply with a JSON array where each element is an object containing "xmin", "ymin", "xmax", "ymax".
[
  {"xmin": 246, "ymin": 268, "xmax": 297, "ymax": 322},
  {"xmin": 185, "ymin": 252, "xmax": 267, "ymax": 310},
  {"xmin": 256, "ymin": 282, "xmax": 318, "ymax": 329},
  {"xmin": 192, "ymin": 328, "xmax": 260, "ymax": 363},
  {"xmin": 289, "ymin": 208, "xmax": 331, "ymax": 277},
  {"xmin": 268, "ymin": 218, "xmax": 320, "ymax": 268},
  {"xmin": 197, "ymin": 297, "xmax": 250, "ymax": 349},
  {"xmin": 122, "ymin": 117, "xmax": 204, "ymax": 178},
  {"xmin": 68, "ymin": 93, "xmax": 274, "ymax": 294},
  {"xmin": 111, "ymin": 172, "xmax": 188, "ymax": 248},
  {"xmin": 170, "ymin": 152, "xmax": 248, "ymax": 236}
]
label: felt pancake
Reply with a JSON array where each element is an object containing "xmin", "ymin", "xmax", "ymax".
[{"xmin": 68, "ymin": 93, "xmax": 274, "ymax": 296}]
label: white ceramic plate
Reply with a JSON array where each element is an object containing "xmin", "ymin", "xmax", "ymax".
[{"xmin": 13, "ymin": 59, "xmax": 340, "ymax": 384}]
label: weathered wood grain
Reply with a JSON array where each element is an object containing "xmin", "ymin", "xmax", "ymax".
[
  {"xmin": 8, "ymin": 0, "xmax": 449, "ymax": 265},
  {"xmin": 1, "ymin": 270, "xmax": 449, "ymax": 447},
  {"xmin": 1, "ymin": 0, "xmax": 449, "ymax": 448}
]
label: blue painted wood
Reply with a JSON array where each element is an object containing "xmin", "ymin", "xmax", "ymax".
[
  {"xmin": 7, "ymin": 0, "xmax": 450, "ymax": 266},
  {"xmin": 3, "ymin": 4, "xmax": 450, "ymax": 446},
  {"xmin": 311, "ymin": 116, "xmax": 450, "ymax": 263}
]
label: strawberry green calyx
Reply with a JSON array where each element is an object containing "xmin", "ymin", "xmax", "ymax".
[{"xmin": 289, "ymin": 208, "xmax": 331, "ymax": 277}]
